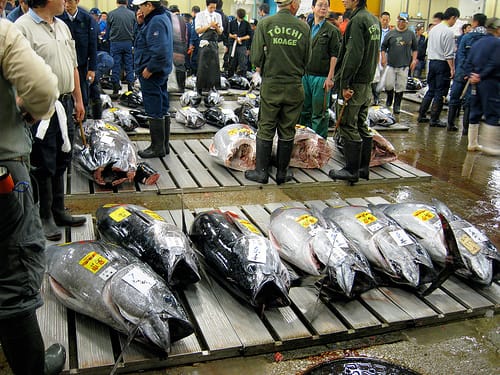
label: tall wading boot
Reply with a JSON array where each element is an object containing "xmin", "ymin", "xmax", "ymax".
[
  {"xmin": 37, "ymin": 176, "xmax": 62, "ymax": 241},
  {"xmin": 446, "ymin": 104, "xmax": 459, "ymax": 131},
  {"xmin": 164, "ymin": 114, "xmax": 171, "ymax": 155},
  {"xmin": 393, "ymin": 92, "xmax": 403, "ymax": 114},
  {"xmin": 111, "ymin": 82, "xmax": 121, "ymax": 100},
  {"xmin": 371, "ymin": 83, "xmax": 379, "ymax": 105},
  {"xmin": 430, "ymin": 99, "xmax": 446, "ymax": 127},
  {"xmin": 478, "ymin": 123, "xmax": 500, "ymax": 156},
  {"xmin": 358, "ymin": 136, "xmax": 373, "ymax": 180},
  {"xmin": 44, "ymin": 343, "xmax": 66, "ymax": 375},
  {"xmin": 176, "ymin": 70, "xmax": 186, "ymax": 93},
  {"xmin": 275, "ymin": 139, "xmax": 294, "ymax": 185},
  {"xmin": 385, "ymin": 90, "xmax": 394, "ymax": 107},
  {"xmin": 462, "ymin": 105, "xmax": 470, "ymax": 136},
  {"xmin": 138, "ymin": 118, "xmax": 166, "ymax": 158},
  {"xmin": 245, "ymin": 138, "xmax": 273, "ymax": 184},
  {"xmin": 467, "ymin": 124, "xmax": 481, "ymax": 151},
  {"xmin": 52, "ymin": 174, "xmax": 86, "ymax": 227},
  {"xmin": 91, "ymin": 99, "xmax": 103, "ymax": 120},
  {"xmin": 329, "ymin": 140, "xmax": 362, "ymax": 184},
  {"xmin": 417, "ymin": 97, "xmax": 432, "ymax": 123}
]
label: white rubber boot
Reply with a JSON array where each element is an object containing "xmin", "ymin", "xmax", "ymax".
[
  {"xmin": 478, "ymin": 123, "xmax": 500, "ymax": 156},
  {"xmin": 467, "ymin": 124, "xmax": 481, "ymax": 152}
]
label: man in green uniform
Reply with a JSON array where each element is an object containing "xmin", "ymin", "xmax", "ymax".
[
  {"xmin": 329, "ymin": 0, "xmax": 380, "ymax": 184},
  {"xmin": 245, "ymin": 0, "xmax": 310, "ymax": 185},
  {"xmin": 299, "ymin": 0, "xmax": 340, "ymax": 139}
]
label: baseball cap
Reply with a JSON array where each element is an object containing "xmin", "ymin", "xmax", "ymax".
[
  {"xmin": 132, "ymin": 0, "xmax": 160, "ymax": 5},
  {"xmin": 398, "ymin": 15, "xmax": 408, "ymax": 22},
  {"xmin": 89, "ymin": 8, "xmax": 101, "ymax": 16},
  {"xmin": 275, "ymin": 0, "xmax": 293, "ymax": 6},
  {"xmin": 249, "ymin": 18, "xmax": 258, "ymax": 25}
]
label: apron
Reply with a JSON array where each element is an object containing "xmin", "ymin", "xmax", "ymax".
[{"xmin": 197, "ymin": 29, "xmax": 221, "ymax": 91}]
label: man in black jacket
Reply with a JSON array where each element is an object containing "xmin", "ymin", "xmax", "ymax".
[{"xmin": 228, "ymin": 8, "xmax": 251, "ymax": 76}]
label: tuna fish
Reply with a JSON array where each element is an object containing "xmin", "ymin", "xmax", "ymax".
[
  {"xmin": 284, "ymin": 125, "xmax": 333, "ymax": 169},
  {"xmin": 209, "ymin": 124, "xmax": 257, "ymax": 171},
  {"xmin": 96, "ymin": 204, "xmax": 200, "ymax": 287},
  {"xmin": 268, "ymin": 207, "xmax": 374, "ymax": 298},
  {"xmin": 73, "ymin": 120, "xmax": 137, "ymax": 186},
  {"xmin": 189, "ymin": 210, "xmax": 291, "ymax": 308},
  {"xmin": 46, "ymin": 240, "xmax": 194, "ymax": 352},
  {"xmin": 323, "ymin": 205, "xmax": 435, "ymax": 287}
]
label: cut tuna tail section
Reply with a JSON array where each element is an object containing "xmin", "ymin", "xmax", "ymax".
[{"xmin": 417, "ymin": 211, "xmax": 464, "ymax": 297}]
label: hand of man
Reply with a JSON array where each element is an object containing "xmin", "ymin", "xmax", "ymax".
[
  {"xmin": 251, "ymin": 71, "xmax": 262, "ymax": 86},
  {"xmin": 74, "ymin": 99, "xmax": 85, "ymax": 122},
  {"xmin": 142, "ymin": 67, "xmax": 152, "ymax": 79},
  {"xmin": 86, "ymin": 71, "xmax": 95, "ymax": 84},
  {"xmin": 342, "ymin": 88, "xmax": 354, "ymax": 101}
]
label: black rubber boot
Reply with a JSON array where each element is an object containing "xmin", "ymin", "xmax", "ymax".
[
  {"xmin": 164, "ymin": 114, "xmax": 171, "ymax": 155},
  {"xmin": 37, "ymin": 176, "xmax": 62, "ymax": 241},
  {"xmin": 358, "ymin": 137, "xmax": 373, "ymax": 180},
  {"xmin": 417, "ymin": 97, "xmax": 432, "ymax": 123},
  {"xmin": 127, "ymin": 82, "xmax": 134, "ymax": 92},
  {"xmin": 386, "ymin": 90, "xmax": 394, "ymax": 107},
  {"xmin": 52, "ymin": 174, "xmax": 86, "ymax": 227},
  {"xmin": 329, "ymin": 140, "xmax": 362, "ymax": 184},
  {"xmin": 245, "ymin": 138, "xmax": 273, "ymax": 184},
  {"xmin": 371, "ymin": 83, "xmax": 379, "ymax": 105},
  {"xmin": 275, "ymin": 139, "xmax": 294, "ymax": 185},
  {"xmin": 462, "ymin": 105, "xmax": 470, "ymax": 136},
  {"xmin": 44, "ymin": 343, "xmax": 66, "ymax": 375},
  {"xmin": 91, "ymin": 99, "xmax": 103, "ymax": 120},
  {"xmin": 111, "ymin": 82, "xmax": 121, "ymax": 99},
  {"xmin": 430, "ymin": 99, "xmax": 446, "ymax": 127},
  {"xmin": 447, "ymin": 104, "xmax": 459, "ymax": 131},
  {"xmin": 176, "ymin": 70, "xmax": 186, "ymax": 93},
  {"xmin": 393, "ymin": 92, "xmax": 403, "ymax": 114},
  {"xmin": 138, "ymin": 118, "xmax": 166, "ymax": 158}
]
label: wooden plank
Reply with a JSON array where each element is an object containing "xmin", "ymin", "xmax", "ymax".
[
  {"xmin": 136, "ymin": 141, "xmax": 176, "ymax": 191},
  {"xmin": 289, "ymin": 287, "xmax": 347, "ymax": 336},
  {"xmin": 324, "ymin": 198, "xmax": 349, "ymax": 208},
  {"xmin": 380, "ymin": 162, "xmax": 418, "ymax": 179},
  {"xmin": 241, "ymin": 204, "xmax": 274, "ymax": 236},
  {"xmin": 162, "ymin": 145, "xmax": 199, "ymax": 189},
  {"xmin": 391, "ymin": 160, "xmax": 432, "ymax": 179},
  {"xmin": 70, "ymin": 216, "xmax": 116, "ymax": 370},
  {"xmin": 299, "ymin": 167, "xmax": 332, "ymax": 182},
  {"xmin": 290, "ymin": 168, "xmax": 315, "ymax": 183},
  {"xmin": 344, "ymin": 197, "xmax": 369, "ymax": 206},
  {"xmin": 262, "ymin": 306, "xmax": 312, "ymax": 344},
  {"xmin": 472, "ymin": 282, "xmax": 500, "ymax": 306},
  {"xmin": 360, "ymin": 288, "xmax": 413, "ymax": 324},
  {"xmin": 70, "ymin": 165, "xmax": 92, "ymax": 195},
  {"xmin": 328, "ymin": 299, "xmax": 382, "ymax": 331},
  {"xmin": 378, "ymin": 287, "xmax": 438, "ymax": 322},
  {"xmin": 441, "ymin": 277, "xmax": 495, "ymax": 311},
  {"xmin": 170, "ymin": 140, "xmax": 220, "ymax": 188},
  {"xmin": 422, "ymin": 287, "xmax": 468, "ymax": 316},
  {"xmin": 363, "ymin": 196, "xmax": 392, "ymax": 205},
  {"xmin": 185, "ymin": 139, "xmax": 242, "ymax": 187},
  {"xmin": 368, "ymin": 166, "xmax": 401, "ymax": 179}
]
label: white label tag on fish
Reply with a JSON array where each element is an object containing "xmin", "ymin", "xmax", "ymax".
[
  {"xmin": 165, "ymin": 236, "xmax": 184, "ymax": 249},
  {"xmin": 99, "ymin": 266, "xmax": 117, "ymax": 281},
  {"xmin": 247, "ymin": 238, "xmax": 267, "ymax": 264},
  {"xmin": 122, "ymin": 267, "xmax": 157, "ymax": 294},
  {"xmin": 327, "ymin": 230, "xmax": 349, "ymax": 248},
  {"xmin": 462, "ymin": 226, "xmax": 488, "ymax": 243},
  {"xmin": 389, "ymin": 229, "xmax": 414, "ymax": 247},
  {"xmin": 366, "ymin": 222, "xmax": 384, "ymax": 233},
  {"xmin": 100, "ymin": 135, "xmax": 114, "ymax": 145}
]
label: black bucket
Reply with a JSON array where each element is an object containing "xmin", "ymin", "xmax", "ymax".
[{"xmin": 302, "ymin": 356, "xmax": 421, "ymax": 375}]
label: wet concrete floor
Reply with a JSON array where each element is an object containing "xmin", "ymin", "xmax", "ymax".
[{"xmin": 1, "ymin": 99, "xmax": 498, "ymax": 374}]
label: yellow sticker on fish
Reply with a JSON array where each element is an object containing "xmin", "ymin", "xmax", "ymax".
[
  {"xmin": 356, "ymin": 211, "xmax": 377, "ymax": 225},
  {"xmin": 237, "ymin": 219, "xmax": 261, "ymax": 234},
  {"xmin": 413, "ymin": 209, "xmax": 435, "ymax": 221},
  {"xmin": 109, "ymin": 207, "xmax": 131, "ymax": 222},
  {"xmin": 141, "ymin": 209, "xmax": 165, "ymax": 221},
  {"xmin": 227, "ymin": 128, "xmax": 254, "ymax": 137},
  {"xmin": 459, "ymin": 234, "xmax": 481, "ymax": 255},
  {"xmin": 104, "ymin": 123, "xmax": 119, "ymax": 131},
  {"xmin": 79, "ymin": 251, "xmax": 109, "ymax": 274},
  {"xmin": 296, "ymin": 214, "xmax": 318, "ymax": 228}
]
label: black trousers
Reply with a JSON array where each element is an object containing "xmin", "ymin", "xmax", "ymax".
[{"xmin": 0, "ymin": 310, "xmax": 45, "ymax": 374}]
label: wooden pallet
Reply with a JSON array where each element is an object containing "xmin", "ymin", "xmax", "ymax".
[
  {"xmin": 39, "ymin": 197, "xmax": 499, "ymax": 374},
  {"xmin": 68, "ymin": 139, "xmax": 432, "ymax": 195}
]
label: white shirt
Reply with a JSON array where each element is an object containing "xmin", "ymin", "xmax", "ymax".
[
  {"xmin": 194, "ymin": 9, "xmax": 223, "ymax": 36},
  {"xmin": 427, "ymin": 21, "xmax": 455, "ymax": 61}
]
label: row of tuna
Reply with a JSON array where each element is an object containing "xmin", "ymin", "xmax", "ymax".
[{"xmin": 45, "ymin": 201, "xmax": 499, "ymax": 354}]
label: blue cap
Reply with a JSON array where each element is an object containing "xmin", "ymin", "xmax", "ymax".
[{"xmin": 89, "ymin": 8, "xmax": 101, "ymax": 16}]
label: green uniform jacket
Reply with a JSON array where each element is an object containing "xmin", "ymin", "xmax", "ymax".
[
  {"xmin": 335, "ymin": 7, "xmax": 380, "ymax": 89},
  {"xmin": 251, "ymin": 9, "xmax": 310, "ymax": 84},
  {"xmin": 305, "ymin": 20, "xmax": 340, "ymax": 76}
]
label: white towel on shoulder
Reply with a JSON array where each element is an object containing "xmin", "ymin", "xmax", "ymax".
[{"xmin": 35, "ymin": 100, "xmax": 72, "ymax": 153}]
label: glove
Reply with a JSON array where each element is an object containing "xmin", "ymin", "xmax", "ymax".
[{"xmin": 251, "ymin": 71, "xmax": 262, "ymax": 87}]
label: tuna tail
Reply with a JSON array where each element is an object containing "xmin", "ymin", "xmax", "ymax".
[{"xmin": 417, "ymin": 210, "xmax": 464, "ymax": 297}]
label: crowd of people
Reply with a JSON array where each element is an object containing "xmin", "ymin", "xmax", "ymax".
[{"xmin": 0, "ymin": 0, "xmax": 499, "ymax": 373}]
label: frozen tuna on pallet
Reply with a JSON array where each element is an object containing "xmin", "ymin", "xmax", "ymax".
[
  {"xmin": 209, "ymin": 124, "xmax": 257, "ymax": 171},
  {"xmin": 96, "ymin": 204, "xmax": 200, "ymax": 287},
  {"xmin": 323, "ymin": 205, "xmax": 436, "ymax": 288},
  {"xmin": 379, "ymin": 200, "xmax": 499, "ymax": 285},
  {"xmin": 284, "ymin": 125, "xmax": 333, "ymax": 169},
  {"xmin": 189, "ymin": 210, "xmax": 291, "ymax": 308},
  {"xmin": 73, "ymin": 120, "xmax": 137, "ymax": 186},
  {"xmin": 268, "ymin": 206, "xmax": 374, "ymax": 298},
  {"xmin": 46, "ymin": 240, "xmax": 194, "ymax": 353}
]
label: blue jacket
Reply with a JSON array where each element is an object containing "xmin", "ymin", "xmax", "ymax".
[
  {"xmin": 455, "ymin": 27, "xmax": 487, "ymax": 81},
  {"xmin": 6, "ymin": 6, "xmax": 25, "ymax": 22},
  {"xmin": 134, "ymin": 7, "xmax": 173, "ymax": 77},
  {"xmin": 464, "ymin": 33, "xmax": 500, "ymax": 81},
  {"xmin": 58, "ymin": 8, "xmax": 98, "ymax": 71}
]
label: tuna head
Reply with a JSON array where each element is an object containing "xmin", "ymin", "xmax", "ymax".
[{"xmin": 104, "ymin": 264, "xmax": 194, "ymax": 352}]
